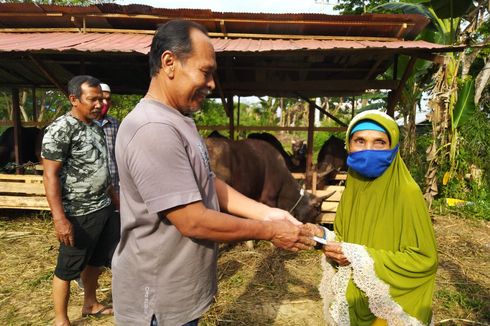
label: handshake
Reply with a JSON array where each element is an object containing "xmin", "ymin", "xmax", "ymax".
[
  {"xmin": 264, "ymin": 208, "xmax": 335, "ymax": 251},
  {"xmin": 261, "ymin": 207, "xmax": 348, "ymax": 266}
]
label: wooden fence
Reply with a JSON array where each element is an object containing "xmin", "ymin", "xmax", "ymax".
[
  {"xmin": 0, "ymin": 171, "xmax": 345, "ymax": 223},
  {"xmin": 0, "ymin": 173, "xmax": 49, "ymax": 210}
]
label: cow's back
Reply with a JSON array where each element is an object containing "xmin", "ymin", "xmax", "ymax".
[{"xmin": 205, "ymin": 138, "xmax": 289, "ymax": 207}]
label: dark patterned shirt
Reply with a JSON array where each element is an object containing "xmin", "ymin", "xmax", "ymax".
[
  {"xmin": 41, "ymin": 112, "xmax": 111, "ymax": 216},
  {"xmin": 95, "ymin": 115, "xmax": 119, "ymax": 194}
]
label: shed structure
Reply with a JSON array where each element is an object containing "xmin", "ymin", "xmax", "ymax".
[{"xmin": 0, "ymin": 3, "xmax": 463, "ymax": 183}]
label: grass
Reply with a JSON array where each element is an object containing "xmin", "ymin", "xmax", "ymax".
[{"xmin": 0, "ymin": 211, "xmax": 488, "ymax": 325}]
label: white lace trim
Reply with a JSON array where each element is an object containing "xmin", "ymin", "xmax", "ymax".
[
  {"xmin": 343, "ymin": 243, "xmax": 425, "ymax": 325},
  {"xmin": 320, "ymin": 243, "xmax": 427, "ymax": 326}
]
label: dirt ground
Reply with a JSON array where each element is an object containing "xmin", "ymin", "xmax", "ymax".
[{"xmin": 0, "ymin": 211, "xmax": 488, "ymax": 325}]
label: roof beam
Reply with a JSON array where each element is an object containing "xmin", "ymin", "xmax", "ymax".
[
  {"xmin": 221, "ymin": 80, "xmax": 398, "ymax": 93},
  {"xmin": 0, "ymin": 12, "xmax": 416, "ymax": 29},
  {"xmin": 28, "ymin": 55, "xmax": 68, "ymax": 96},
  {"xmin": 0, "ymin": 27, "xmax": 400, "ymax": 41}
]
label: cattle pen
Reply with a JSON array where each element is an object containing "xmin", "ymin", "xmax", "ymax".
[
  {"xmin": 0, "ymin": 170, "xmax": 345, "ymax": 225},
  {"xmin": 0, "ymin": 172, "xmax": 49, "ymax": 210}
]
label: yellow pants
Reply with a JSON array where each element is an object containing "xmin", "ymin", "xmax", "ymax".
[{"xmin": 372, "ymin": 318, "xmax": 387, "ymax": 326}]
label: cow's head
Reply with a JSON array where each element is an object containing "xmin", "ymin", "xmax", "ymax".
[{"xmin": 291, "ymin": 190, "xmax": 334, "ymax": 224}]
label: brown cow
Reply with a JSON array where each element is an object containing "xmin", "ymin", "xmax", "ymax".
[
  {"xmin": 316, "ymin": 135, "xmax": 347, "ymax": 189},
  {"xmin": 205, "ymin": 137, "xmax": 329, "ymax": 223}
]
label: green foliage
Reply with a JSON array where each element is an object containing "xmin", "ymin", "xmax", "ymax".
[
  {"xmin": 110, "ymin": 94, "xmax": 141, "ymax": 122},
  {"xmin": 334, "ymin": 0, "xmax": 390, "ymax": 15},
  {"xmin": 193, "ymin": 99, "xmax": 229, "ymax": 128},
  {"xmin": 402, "ymin": 130, "xmax": 432, "ymax": 184},
  {"xmin": 435, "ymin": 288, "xmax": 486, "ymax": 312},
  {"xmin": 452, "ymin": 77, "xmax": 476, "ymax": 130},
  {"xmin": 437, "ymin": 110, "xmax": 490, "ymax": 219}
]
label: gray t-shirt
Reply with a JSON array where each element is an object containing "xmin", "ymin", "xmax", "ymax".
[
  {"xmin": 41, "ymin": 112, "xmax": 111, "ymax": 216},
  {"xmin": 112, "ymin": 99, "xmax": 219, "ymax": 326}
]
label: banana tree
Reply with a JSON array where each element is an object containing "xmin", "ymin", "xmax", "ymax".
[{"xmin": 372, "ymin": 0, "xmax": 478, "ymax": 204}]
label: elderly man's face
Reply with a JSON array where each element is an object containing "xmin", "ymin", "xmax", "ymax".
[
  {"xmin": 70, "ymin": 83, "xmax": 103, "ymax": 123},
  {"xmin": 170, "ymin": 29, "xmax": 216, "ymax": 114}
]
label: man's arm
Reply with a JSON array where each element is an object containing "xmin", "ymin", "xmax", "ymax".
[
  {"xmin": 164, "ymin": 201, "xmax": 313, "ymax": 251},
  {"xmin": 214, "ymin": 177, "xmax": 301, "ymax": 225},
  {"xmin": 43, "ymin": 158, "xmax": 74, "ymax": 246}
]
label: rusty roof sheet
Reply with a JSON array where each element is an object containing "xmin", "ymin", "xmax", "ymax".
[
  {"xmin": 0, "ymin": 3, "xmax": 465, "ymax": 97},
  {"xmin": 0, "ymin": 3, "xmax": 430, "ymax": 40},
  {"xmin": 0, "ymin": 32, "xmax": 456, "ymax": 55}
]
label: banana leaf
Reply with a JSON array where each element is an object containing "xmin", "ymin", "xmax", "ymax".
[
  {"xmin": 370, "ymin": 2, "xmax": 435, "ymax": 20},
  {"xmin": 452, "ymin": 77, "xmax": 476, "ymax": 130},
  {"xmin": 430, "ymin": 0, "xmax": 474, "ymax": 19}
]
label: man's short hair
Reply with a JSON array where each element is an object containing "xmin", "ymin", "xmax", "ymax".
[
  {"xmin": 68, "ymin": 75, "xmax": 101, "ymax": 99},
  {"xmin": 149, "ymin": 19, "xmax": 208, "ymax": 78}
]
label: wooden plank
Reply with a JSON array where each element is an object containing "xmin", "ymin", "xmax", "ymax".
[
  {"xmin": 333, "ymin": 173, "xmax": 347, "ymax": 181},
  {"xmin": 292, "ymin": 173, "xmax": 305, "ymax": 180},
  {"xmin": 317, "ymin": 212, "xmax": 336, "ymax": 224},
  {"xmin": 321, "ymin": 201, "xmax": 338, "ymax": 212},
  {"xmin": 0, "ymin": 195, "xmax": 49, "ymax": 210},
  {"xmin": 0, "ymin": 182, "xmax": 45, "ymax": 195},
  {"xmin": 0, "ymin": 174, "xmax": 44, "ymax": 182}
]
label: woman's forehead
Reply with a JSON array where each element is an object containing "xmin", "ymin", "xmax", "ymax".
[{"xmin": 350, "ymin": 129, "xmax": 389, "ymax": 139}]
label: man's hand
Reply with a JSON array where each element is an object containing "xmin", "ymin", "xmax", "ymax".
[
  {"xmin": 300, "ymin": 223, "xmax": 325, "ymax": 238},
  {"xmin": 54, "ymin": 217, "xmax": 74, "ymax": 247},
  {"xmin": 323, "ymin": 242, "xmax": 350, "ymax": 266},
  {"xmin": 269, "ymin": 220, "xmax": 316, "ymax": 251},
  {"xmin": 263, "ymin": 207, "xmax": 302, "ymax": 226}
]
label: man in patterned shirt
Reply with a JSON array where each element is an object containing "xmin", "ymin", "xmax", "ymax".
[
  {"xmin": 95, "ymin": 83, "xmax": 119, "ymax": 204},
  {"xmin": 95, "ymin": 83, "xmax": 120, "ymax": 266},
  {"xmin": 42, "ymin": 75, "xmax": 116, "ymax": 326}
]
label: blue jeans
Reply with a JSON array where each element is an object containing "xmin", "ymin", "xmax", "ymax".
[{"xmin": 151, "ymin": 315, "xmax": 199, "ymax": 326}]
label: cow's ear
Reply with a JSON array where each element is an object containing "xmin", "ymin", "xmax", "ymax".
[
  {"xmin": 309, "ymin": 195, "xmax": 324, "ymax": 208},
  {"xmin": 314, "ymin": 191, "xmax": 335, "ymax": 207}
]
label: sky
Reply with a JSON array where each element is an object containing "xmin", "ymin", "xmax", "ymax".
[{"xmin": 115, "ymin": 0, "xmax": 339, "ymax": 14}]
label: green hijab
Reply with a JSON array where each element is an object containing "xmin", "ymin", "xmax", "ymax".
[{"xmin": 327, "ymin": 110, "xmax": 437, "ymax": 325}]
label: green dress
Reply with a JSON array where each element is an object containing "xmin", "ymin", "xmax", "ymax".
[{"xmin": 320, "ymin": 110, "xmax": 438, "ymax": 325}]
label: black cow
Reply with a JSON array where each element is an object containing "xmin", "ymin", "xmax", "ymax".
[
  {"xmin": 208, "ymin": 130, "xmax": 228, "ymax": 138},
  {"xmin": 0, "ymin": 126, "xmax": 44, "ymax": 168},
  {"xmin": 247, "ymin": 132, "xmax": 306, "ymax": 173},
  {"xmin": 205, "ymin": 137, "xmax": 331, "ymax": 223},
  {"xmin": 316, "ymin": 135, "xmax": 347, "ymax": 189}
]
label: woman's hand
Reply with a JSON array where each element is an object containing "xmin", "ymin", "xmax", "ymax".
[{"xmin": 323, "ymin": 242, "xmax": 350, "ymax": 266}]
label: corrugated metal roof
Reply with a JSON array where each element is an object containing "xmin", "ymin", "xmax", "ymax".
[
  {"xmin": 0, "ymin": 32, "xmax": 455, "ymax": 54},
  {"xmin": 0, "ymin": 3, "xmax": 464, "ymax": 97},
  {"xmin": 0, "ymin": 3, "xmax": 429, "ymax": 40}
]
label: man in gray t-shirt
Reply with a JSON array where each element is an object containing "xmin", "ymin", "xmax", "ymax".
[
  {"xmin": 42, "ymin": 75, "xmax": 116, "ymax": 326},
  {"xmin": 112, "ymin": 20, "xmax": 316, "ymax": 326}
]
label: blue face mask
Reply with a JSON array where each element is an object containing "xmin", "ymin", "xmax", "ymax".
[{"xmin": 347, "ymin": 145, "xmax": 399, "ymax": 179}]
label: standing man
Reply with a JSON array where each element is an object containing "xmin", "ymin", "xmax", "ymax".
[
  {"xmin": 95, "ymin": 82, "xmax": 120, "ymax": 205},
  {"xmin": 95, "ymin": 82, "xmax": 120, "ymax": 266},
  {"xmin": 42, "ymin": 75, "xmax": 115, "ymax": 326},
  {"xmin": 112, "ymin": 20, "xmax": 315, "ymax": 326}
]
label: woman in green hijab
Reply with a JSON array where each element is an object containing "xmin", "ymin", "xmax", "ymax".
[{"xmin": 315, "ymin": 110, "xmax": 438, "ymax": 325}]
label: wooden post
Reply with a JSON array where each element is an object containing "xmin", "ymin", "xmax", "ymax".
[
  {"xmin": 387, "ymin": 56, "xmax": 417, "ymax": 117},
  {"xmin": 12, "ymin": 88, "xmax": 23, "ymax": 174},
  {"xmin": 32, "ymin": 87, "xmax": 38, "ymax": 122},
  {"xmin": 236, "ymin": 96, "xmax": 241, "ymax": 139},
  {"xmin": 227, "ymin": 96, "xmax": 235, "ymax": 140},
  {"xmin": 305, "ymin": 102, "xmax": 315, "ymax": 190}
]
